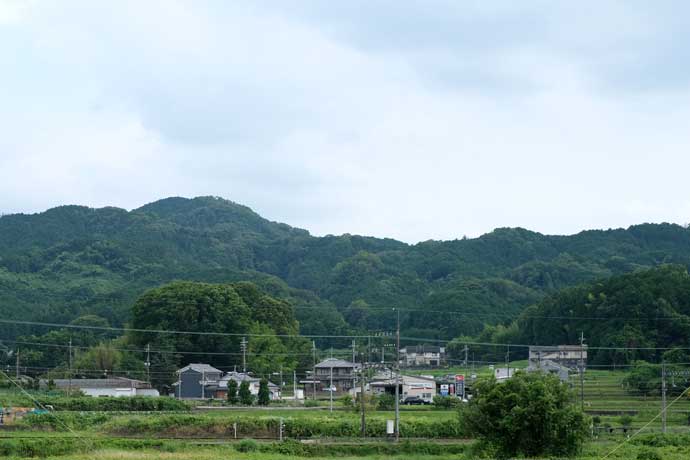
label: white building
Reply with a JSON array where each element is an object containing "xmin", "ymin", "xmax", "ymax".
[
  {"xmin": 218, "ymin": 371, "xmax": 281, "ymax": 400},
  {"xmin": 42, "ymin": 377, "xmax": 159, "ymax": 397},
  {"xmin": 399, "ymin": 345, "xmax": 445, "ymax": 367},
  {"xmin": 370, "ymin": 372, "xmax": 436, "ymax": 403}
]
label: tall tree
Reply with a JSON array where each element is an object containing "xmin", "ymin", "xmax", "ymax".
[
  {"xmin": 227, "ymin": 379, "xmax": 238, "ymax": 404},
  {"xmin": 238, "ymin": 380, "xmax": 253, "ymax": 405},
  {"xmin": 257, "ymin": 378, "xmax": 270, "ymax": 406}
]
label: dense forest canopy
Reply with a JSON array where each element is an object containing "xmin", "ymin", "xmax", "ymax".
[{"xmin": 2, "ymin": 196, "xmax": 690, "ymax": 348}]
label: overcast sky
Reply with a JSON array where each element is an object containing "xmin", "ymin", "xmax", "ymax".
[{"xmin": 2, "ymin": 1, "xmax": 690, "ymax": 243}]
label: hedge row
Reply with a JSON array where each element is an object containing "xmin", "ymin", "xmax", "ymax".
[
  {"xmin": 0, "ymin": 437, "xmax": 467, "ymax": 458},
  {"xmin": 101, "ymin": 414, "xmax": 465, "ymax": 438}
]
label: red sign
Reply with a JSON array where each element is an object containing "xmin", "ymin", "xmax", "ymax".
[{"xmin": 455, "ymin": 374, "xmax": 464, "ymax": 382}]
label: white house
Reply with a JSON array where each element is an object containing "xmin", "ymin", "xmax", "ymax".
[{"xmin": 217, "ymin": 371, "xmax": 281, "ymax": 400}]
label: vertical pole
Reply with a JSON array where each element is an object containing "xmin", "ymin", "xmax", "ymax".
[
  {"xmin": 68, "ymin": 339, "xmax": 72, "ymax": 395},
  {"xmin": 368, "ymin": 335, "xmax": 372, "ymax": 366},
  {"xmin": 145, "ymin": 343, "xmax": 151, "ymax": 383},
  {"xmin": 395, "ymin": 308, "xmax": 400, "ymax": 442},
  {"xmin": 15, "ymin": 349, "xmax": 19, "ymax": 379},
  {"xmin": 202, "ymin": 370, "xmax": 205, "ymax": 399},
  {"xmin": 360, "ymin": 353, "xmax": 366, "ymax": 437},
  {"xmin": 241, "ymin": 337, "xmax": 247, "ymax": 373},
  {"xmin": 662, "ymin": 363, "xmax": 667, "ymax": 433},
  {"xmin": 329, "ymin": 364, "xmax": 333, "ymax": 413},
  {"xmin": 312, "ymin": 341, "xmax": 317, "ymax": 400},
  {"xmin": 580, "ymin": 332, "xmax": 585, "ymax": 411},
  {"xmin": 293, "ymin": 369, "xmax": 297, "ymax": 407},
  {"xmin": 506, "ymin": 345, "xmax": 510, "ymax": 378},
  {"xmin": 352, "ymin": 339, "xmax": 356, "ymax": 395}
]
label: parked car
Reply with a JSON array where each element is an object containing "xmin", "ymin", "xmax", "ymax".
[{"xmin": 403, "ymin": 396, "xmax": 430, "ymax": 405}]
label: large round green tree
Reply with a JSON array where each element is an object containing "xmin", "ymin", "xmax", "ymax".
[{"xmin": 460, "ymin": 371, "xmax": 588, "ymax": 458}]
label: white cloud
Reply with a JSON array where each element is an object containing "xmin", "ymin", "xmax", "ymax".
[{"xmin": 1, "ymin": 1, "xmax": 690, "ymax": 241}]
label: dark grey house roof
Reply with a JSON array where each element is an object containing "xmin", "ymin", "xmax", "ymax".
[
  {"xmin": 177, "ymin": 363, "xmax": 222, "ymax": 374},
  {"xmin": 315, "ymin": 358, "xmax": 358, "ymax": 369},
  {"xmin": 43, "ymin": 377, "xmax": 151, "ymax": 389}
]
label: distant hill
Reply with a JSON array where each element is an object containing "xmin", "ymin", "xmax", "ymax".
[{"xmin": 2, "ymin": 196, "xmax": 690, "ymax": 342}]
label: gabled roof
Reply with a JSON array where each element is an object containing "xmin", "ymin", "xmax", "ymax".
[
  {"xmin": 315, "ymin": 358, "xmax": 358, "ymax": 369},
  {"xmin": 219, "ymin": 372, "xmax": 279, "ymax": 389},
  {"xmin": 178, "ymin": 363, "xmax": 223, "ymax": 374},
  {"xmin": 42, "ymin": 377, "xmax": 151, "ymax": 389}
]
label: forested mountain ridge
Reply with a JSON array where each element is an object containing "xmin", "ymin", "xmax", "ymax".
[{"xmin": 2, "ymin": 196, "xmax": 690, "ymax": 342}]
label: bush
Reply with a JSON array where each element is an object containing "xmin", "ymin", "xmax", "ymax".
[
  {"xmin": 235, "ymin": 439, "xmax": 259, "ymax": 453},
  {"xmin": 637, "ymin": 447, "xmax": 663, "ymax": 460},
  {"xmin": 459, "ymin": 371, "xmax": 589, "ymax": 459},
  {"xmin": 620, "ymin": 414, "xmax": 634, "ymax": 427},
  {"xmin": 433, "ymin": 395, "xmax": 461, "ymax": 409},
  {"xmin": 304, "ymin": 399, "xmax": 319, "ymax": 407},
  {"xmin": 376, "ymin": 394, "xmax": 395, "ymax": 411}
]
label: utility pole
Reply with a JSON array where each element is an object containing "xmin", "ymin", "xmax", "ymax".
[
  {"xmin": 464, "ymin": 345, "xmax": 468, "ymax": 367},
  {"xmin": 145, "ymin": 343, "xmax": 151, "ymax": 383},
  {"xmin": 329, "ymin": 363, "xmax": 334, "ymax": 413},
  {"xmin": 15, "ymin": 348, "xmax": 19, "ymax": 380},
  {"xmin": 68, "ymin": 339, "xmax": 73, "ymax": 395},
  {"xmin": 506, "ymin": 345, "xmax": 510, "ymax": 378},
  {"xmin": 395, "ymin": 308, "xmax": 400, "ymax": 442},
  {"xmin": 662, "ymin": 362, "xmax": 667, "ymax": 433},
  {"xmin": 580, "ymin": 332, "xmax": 585, "ymax": 411},
  {"xmin": 293, "ymin": 369, "xmax": 297, "ymax": 407},
  {"xmin": 241, "ymin": 337, "xmax": 247, "ymax": 373},
  {"xmin": 360, "ymin": 352, "xmax": 366, "ymax": 437},
  {"xmin": 352, "ymin": 339, "xmax": 356, "ymax": 395},
  {"xmin": 312, "ymin": 341, "xmax": 317, "ymax": 400}
]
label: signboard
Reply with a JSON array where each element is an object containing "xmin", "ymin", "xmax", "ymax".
[
  {"xmin": 440, "ymin": 384, "xmax": 449, "ymax": 396},
  {"xmin": 455, "ymin": 375, "xmax": 465, "ymax": 398}
]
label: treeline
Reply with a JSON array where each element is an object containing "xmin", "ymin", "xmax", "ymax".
[
  {"xmin": 3, "ymin": 196, "xmax": 690, "ymax": 344},
  {"xmin": 2, "ymin": 281, "xmax": 311, "ymax": 388},
  {"xmin": 448, "ymin": 265, "xmax": 690, "ymax": 365}
]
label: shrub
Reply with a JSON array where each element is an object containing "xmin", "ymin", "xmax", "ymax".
[
  {"xmin": 235, "ymin": 439, "xmax": 259, "ymax": 452},
  {"xmin": 376, "ymin": 394, "xmax": 395, "ymax": 411},
  {"xmin": 620, "ymin": 415, "xmax": 634, "ymax": 427},
  {"xmin": 637, "ymin": 447, "xmax": 663, "ymax": 460},
  {"xmin": 304, "ymin": 399, "xmax": 319, "ymax": 407},
  {"xmin": 459, "ymin": 371, "xmax": 589, "ymax": 459},
  {"xmin": 433, "ymin": 395, "xmax": 461, "ymax": 409}
]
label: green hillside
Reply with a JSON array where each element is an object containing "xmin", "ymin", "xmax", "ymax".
[{"xmin": 2, "ymin": 196, "xmax": 690, "ymax": 342}]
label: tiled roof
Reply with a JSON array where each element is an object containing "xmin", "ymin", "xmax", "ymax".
[
  {"xmin": 178, "ymin": 363, "xmax": 223, "ymax": 374},
  {"xmin": 44, "ymin": 377, "xmax": 151, "ymax": 389},
  {"xmin": 315, "ymin": 358, "xmax": 357, "ymax": 368}
]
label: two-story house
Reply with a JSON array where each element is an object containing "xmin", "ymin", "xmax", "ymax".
[{"xmin": 314, "ymin": 358, "xmax": 360, "ymax": 392}]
